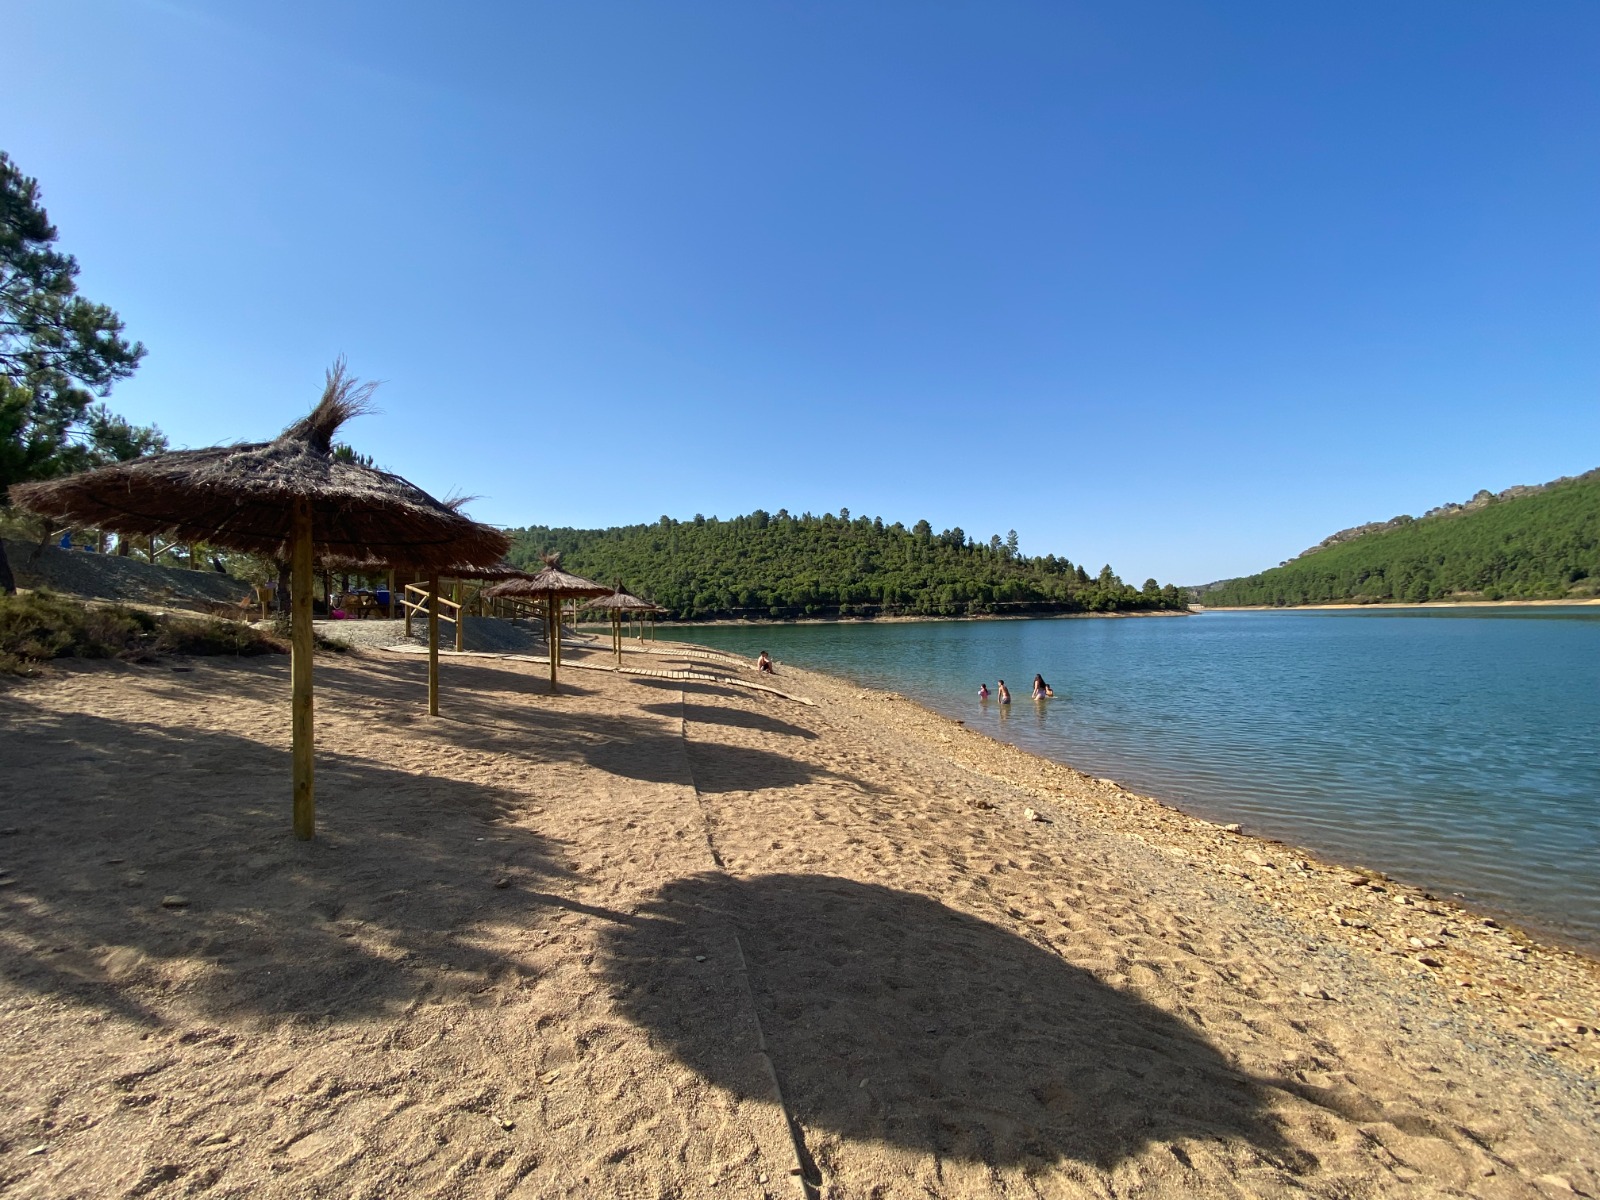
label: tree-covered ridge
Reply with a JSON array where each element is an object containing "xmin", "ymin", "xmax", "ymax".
[
  {"xmin": 507, "ymin": 510, "xmax": 1188, "ymax": 621},
  {"xmin": 1202, "ymin": 469, "xmax": 1600, "ymax": 606}
]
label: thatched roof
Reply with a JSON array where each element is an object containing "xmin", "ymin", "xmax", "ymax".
[
  {"xmin": 10, "ymin": 361, "xmax": 510, "ymax": 571},
  {"xmin": 319, "ymin": 554, "xmax": 530, "ymax": 582},
  {"xmin": 484, "ymin": 554, "xmax": 610, "ymax": 600},
  {"xmin": 447, "ymin": 561, "xmax": 535, "ymax": 582},
  {"xmin": 583, "ymin": 587, "xmax": 665, "ymax": 613}
]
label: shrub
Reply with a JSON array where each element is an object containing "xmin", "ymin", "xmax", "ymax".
[{"xmin": 0, "ymin": 590, "xmax": 286, "ymax": 675}]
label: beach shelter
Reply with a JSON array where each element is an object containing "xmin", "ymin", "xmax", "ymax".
[
  {"xmin": 320, "ymin": 552, "xmax": 525, "ymax": 711},
  {"xmin": 9, "ymin": 360, "xmax": 509, "ymax": 840},
  {"xmin": 484, "ymin": 556, "xmax": 609, "ymax": 692},
  {"xmin": 583, "ymin": 587, "xmax": 665, "ymax": 664}
]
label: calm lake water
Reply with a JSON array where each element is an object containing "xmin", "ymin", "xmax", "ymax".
[{"xmin": 668, "ymin": 608, "xmax": 1600, "ymax": 951}]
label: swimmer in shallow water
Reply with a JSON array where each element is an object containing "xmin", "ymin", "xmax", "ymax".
[
  {"xmin": 1032, "ymin": 674, "xmax": 1054, "ymax": 698},
  {"xmin": 996, "ymin": 679, "xmax": 1011, "ymax": 704},
  {"xmin": 978, "ymin": 682, "xmax": 990, "ymax": 700}
]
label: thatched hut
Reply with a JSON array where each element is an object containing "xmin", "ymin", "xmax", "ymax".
[
  {"xmin": 583, "ymin": 587, "xmax": 665, "ymax": 663},
  {"xmin": 10, "ymin": 360, "xmax": 509, "ymax": 839},
  {"xmin": 484, "ymin": 556, "xmax": 609, "ymax": 691}
]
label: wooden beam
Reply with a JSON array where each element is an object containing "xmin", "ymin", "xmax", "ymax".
[
  {"xmin": 454, "ymin": 579, "xmax": 464, "ymax": 652},
  {"xmin": 290, "ymin": 497, "xmax": 315, "ymax": 840},
  {"xmin": 428, "ymin": 574, "xmax": 440, "ymax": 716},
  {"xmin": 547, "ymin": 594, "xmax": 558, "ymax": 693}
]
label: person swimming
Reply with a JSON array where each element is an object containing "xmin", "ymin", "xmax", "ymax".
[
  {"xmin": 1032, "ymin": 674, "xmax": 1054, "ymax": 698},
  {"xmin": 996, "ymin": 679, "xmax": 1011, "ymax": 704},
  {"xmin": 978, "ymin": 682, "xmax": 990, "ymax": 699}
]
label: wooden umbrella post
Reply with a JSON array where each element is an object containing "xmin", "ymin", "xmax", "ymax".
[
  {"xmin": 290, "ymin": 497, "xmax": 315, "ymax": 840},
  {"xmin": 547, "ymin": 594, "xmax": 558, "ymax": 693},
  {"xmin": 428, "ymin": 574, "xmax": 440, "ymax": 716},
  {"xmin": 454, "ymin": 578, "xmax": 465, "ymax": 652}
]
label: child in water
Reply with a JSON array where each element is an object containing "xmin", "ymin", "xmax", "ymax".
[
  {"xmin": 996, "ymin": 679, "xmax": 1011, "ymax": 704},
  {"xmin": 978, "ymin": 682, "xmax": 990, "ymax": 700}
]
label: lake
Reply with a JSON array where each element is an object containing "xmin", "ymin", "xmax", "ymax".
[{"xmin": 666, "ymin": 608, "xmax": 1600, "ymax": 952}]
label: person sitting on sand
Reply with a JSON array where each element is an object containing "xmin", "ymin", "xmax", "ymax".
[
  {"xmin": 996, "ymin": 679, "xmax": 1011, "ymax": 704},
  {"xmin": 1032, "ymin": 673, "xmax": 1054, "ymax": 699},
  {"xmin": 756, "ymin": 651, "xmax": 774, "ymax": 674},
  {"xmin": 978, "ymin": 682, "xmax": 990, "ymax": 700}
]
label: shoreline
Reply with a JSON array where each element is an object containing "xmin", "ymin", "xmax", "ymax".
[
  {"xmin": 1200, "ymin": 597, "xmax": 1600, "ymax": 612},
  {"xmin": 5, "ymin": 639, "xmax": 1599, "ymax": 1192},
  {"xmin": 745, "ymin": 649, "xmax": 1600, "ymax": 1073},
  {"xmin": 623, "ymin": 609, "xmax": 1190, "ymax": 630},
  {"xmin": 647, "ymin": 633, "xmax": 1599, "ymax": 960}
]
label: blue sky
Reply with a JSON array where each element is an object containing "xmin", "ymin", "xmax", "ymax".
[{"xmin": 8, "ymin": 1, "xmax": 1597, "ymax": 583}]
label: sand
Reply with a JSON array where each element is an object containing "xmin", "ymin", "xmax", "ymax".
[{"xmin": 1, "ymin": 638, "xmax": 1597, "ymax": 1198}]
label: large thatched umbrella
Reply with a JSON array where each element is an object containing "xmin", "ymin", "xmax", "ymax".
[
  {"xmin": 9, "ymin": 360, "xmax": 509, "ymax": 840},
  {"xmin": 484, "ymin": 555, "xmax": 609, "ymax": 691},
  {"xmin": 583, "ymin": 587, "xmax": 665, "ymax": 663}
]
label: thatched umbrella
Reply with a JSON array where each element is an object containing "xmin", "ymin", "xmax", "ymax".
[
  {"xmin": 583, "ymin": 587, "xmax": 665, "ymax": 663},
  {"xmin": 9, "ymin": 360, "xmax": 509, "ymax": 840},
  {"xmin": 484, "ymin": 555, "xmax": 609, "ymax": 691}
]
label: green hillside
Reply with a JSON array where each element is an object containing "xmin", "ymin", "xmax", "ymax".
[
  {"xmin": 1203, "ymin": 469, "xmax": 1600, "ymax": 606},
  {"xmin": 507, "ymin": 510, "xmax": 1188, "ymax": 621}
]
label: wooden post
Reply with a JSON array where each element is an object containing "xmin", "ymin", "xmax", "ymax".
[
  {"xmin": 547, "ymin": 594, "xmax": 558, "ymax": 693},
  {"xmin": 428, "ymin": 574, "xmax": 440, "ymax": 716},
  {"xmin": 454, "ymin": 579, "xmax": 464, "ymax": 652},
  {"xmin": 404, "ymin": 580, "xmax": 413, "ymax": 638},
  {"xmin": 290, "ymin": 497, "xmax": 315, "ymax": 840},
  {"xmin": 387, "ymin": 570, "xmax": 396, "ymax": 619}
]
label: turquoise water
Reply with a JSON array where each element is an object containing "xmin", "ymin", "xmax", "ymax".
[{"xmin": 669, "ymin": 609, "xmax": 1600, "ymax": 950}]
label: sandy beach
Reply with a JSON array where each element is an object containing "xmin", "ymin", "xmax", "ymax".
[{"xmin": 2, "ymin": 636, "xmax": 1597, "ymax": 1198}]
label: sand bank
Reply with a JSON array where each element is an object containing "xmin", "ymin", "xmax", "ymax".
[{"xmin": 1, "ymin": 639, "xmax": 1597, "ymax": 1197}]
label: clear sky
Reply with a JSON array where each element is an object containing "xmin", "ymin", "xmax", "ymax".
[{"xmin": 8, "ymin": 1, "xmax": 1598, "ymax": 584}]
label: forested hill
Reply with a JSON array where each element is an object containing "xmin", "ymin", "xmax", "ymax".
[
  {"xmin": 1201, "ymin": 469, "xmax": 1600, "ymax": 607},
  {"xmin": 506, "ymin": 511, "xmax": 1188, "ymax": 620}
]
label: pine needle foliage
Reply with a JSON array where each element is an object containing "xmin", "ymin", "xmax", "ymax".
[
  {"xmin": 509, "ymin": 511, "xmax": 1186, "ymax": 621},
  {"xmin": 1203, "ymin": 469, "xmax": 1600, "ymax": 606}
]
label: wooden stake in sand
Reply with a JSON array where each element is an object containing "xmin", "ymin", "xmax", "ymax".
[
  {"xmin": 290, "ymin": 496, "xmax": 315, "ymax": 840},
  {"xmin": 10, "ymin": 359, "xmax": 509, "ymax": 840},
  {"xmin": 428, "ymin": 573, "xmax": 441, "ymax": 716}
]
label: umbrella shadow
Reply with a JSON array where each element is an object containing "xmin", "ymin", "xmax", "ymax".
[
  {"xmin": 601, "ymin": 873, "xmax": 1305, "ymax": 1173},
  {"xmin": 0, "ymin": 702, "xmax": 574, "ymax": 1025},
  {"xmin": 641, "ymin": 701, "xmax": 819, "ymax": 741}
]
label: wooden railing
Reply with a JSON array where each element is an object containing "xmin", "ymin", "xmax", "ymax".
[{"xmin": 401, "ymin": 583, "xmax": 466, "ymax": 650}]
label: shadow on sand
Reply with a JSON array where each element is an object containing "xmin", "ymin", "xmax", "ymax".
[
  {"xmin": 0, "ymin": 696, "xmax": 574, "ymax": 1026},
  {"xmin": 601, "ymin": 872, "xmax": 1304, "ymax": 1173}
]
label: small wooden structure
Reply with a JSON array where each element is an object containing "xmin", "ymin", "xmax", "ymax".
[
  {"xmin": 484, "ymin": 556, "xmax": 609, "ymax": 692},
  {"xmin": 9, "ymin": 360, "xmax": 509, "ymax": 840},
  {"xmin": 583, "ymin": 587, "xmax": 666, "ymax": 664}
]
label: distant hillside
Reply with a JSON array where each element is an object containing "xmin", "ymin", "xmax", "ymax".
[
  {"xmin": 1201, "ymin": 469, "xmax": 1600, "ymax": 606},
  {"xmin": 508, "ymin": 511, "xmax": 1188, "ymax": 620}
]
